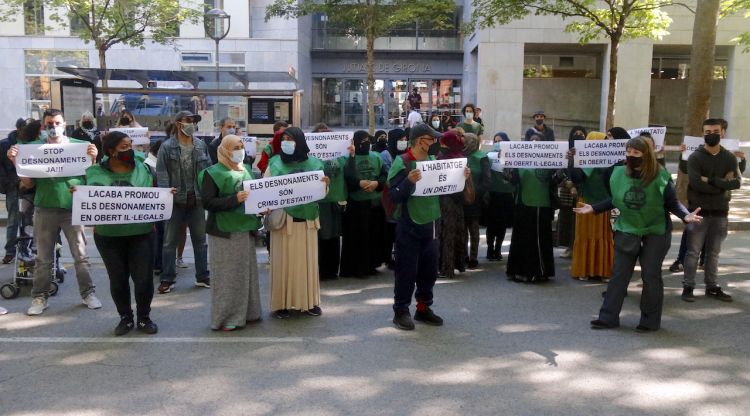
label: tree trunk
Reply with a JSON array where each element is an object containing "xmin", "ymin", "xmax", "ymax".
[
  {"xmin": 605, "ymin": 35, "xmax": 620, "ymax": 130},
  {"xmin": 366, "ymin": 31, "xmax": 376, "ymax": 135},
  {"xmin": 683, "ymin": 0, "xmax": 721, "ymax": 137},
  {"xmin": 99, "ymin": 46, "xmax": 111, "ymax": 116}
]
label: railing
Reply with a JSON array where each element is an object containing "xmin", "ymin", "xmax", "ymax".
[{"xmin": 311, "ymin": 29, "xmax": 462, "ymax": 51}]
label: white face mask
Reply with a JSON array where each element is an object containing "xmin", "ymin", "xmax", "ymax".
[
  {"xmin": 464, "ymin": 112, "xmax": 474, "ymax": 121},
  {"xmin": 432, "ymin": 120, "xmax": 440, "ymax": 128},
  {"xmin": 231, "ymin": 149, "xmax": 245, "ymax": 164},
  {"xmin": 47, "ymin": 124, "xmax": 66, "ymax": 138},
  {"xmin": 225, "ymin": 128, "xmax": 236, "ymax": 136},
  {"xmin": 281, "ymin": 141, "xmax": 296, "ymax": 155},
  {"xmin": 396, "ymin": 140, "xmax": 408, "ymax": 151}
]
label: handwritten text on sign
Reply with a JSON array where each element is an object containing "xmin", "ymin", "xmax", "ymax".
[
  {"xmin": 15, "ymin": 143, "xmax": 90, "ymax": 178},
  {"xmin": 498, "ymin": 141, "xmax": 567, "ymax": 169},
  {"xmin": 574, "ymin": 139, "xmax": 628, "ymax": 168},
  {"xmin": 413, "ymin": 158, "xmax": 467, "ymax": 196},
  {"xmin": 305, "ymin": 131, "xmax": 354, "ymax": 161},
  {"xmin": 628, "ymin": 126, "xmax": 666, "ymax": 150},
  {"xmin": 109, "ymin": 127, "xmax": 149, "ymax": 145},
  {"xmin": 243, "ymin": 170, "xmax": 327, "ymax": 214},
  {"xmin": 72, "ymin": 186, "xmax": 173, "ymax": 225},
  {"xmin": 242, "ymin": 136, "xmax": 258, "ymax": 157}
]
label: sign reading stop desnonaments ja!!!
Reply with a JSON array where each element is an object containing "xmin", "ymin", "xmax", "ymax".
[{"xmin": 15, "ymin": 143, "xmax": 91, "ymax": 178}]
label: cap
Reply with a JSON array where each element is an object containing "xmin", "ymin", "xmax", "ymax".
[
  {"xmin": 174, "ymin": 111, "xmax": 202, "ymax": 123},
  {"xmin": 16, "ymin": 118, "xmax": 27, "ymax": 129},
  {"xmin": 533, "ymin": 110, "xmax": 545, "ymax": 117},
  {"xmin": 409, "ymin": 123, "xmax": 442, "ymax": 141}
]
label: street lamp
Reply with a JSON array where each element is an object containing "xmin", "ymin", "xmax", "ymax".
[{"xmin": 204, "ymin": 8, "xmax": 231, "ymax": 85}]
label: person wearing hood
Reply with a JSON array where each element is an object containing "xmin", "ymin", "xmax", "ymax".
[
  {"xmin": 315, "ymin": 123, "xmax": 348, "ymax": 280},
  {"xmin": 485, "ymin": 132, "xmax": 515, "ymax": 261},
  {"xmin": 436, "ymin": 131, "xmax": 467, "ymax": 278},
  {"xmin": 207, "ymin": 117, "xmax": 237, "ymax": 164},
  {"xmin": 199, "ymin": 135, "xmax": 262, "ymax": 330},
  {"xmin": 340, "ymin": 131, "xmax": 387, "ymax": 277},
  {"xmin": 557, "ymin": 126, "xmax": 587, "ymax": 258},
  {"xmin": 379, "ymin": 128, "xmax": 408, "ymax": 269},
  {"xmin": 463, "ymin": 132, "xmax": 490, "ymax": 269},
  {"xmin": 257, "ymin": 121, "xmax": 288, "ymax": 175},
  {"xmin": 524, "ymin": 110, "xmax": 555, "ymax": 141},
  {"xmin": 266, "ymin": 127, "xmax": 329, "ymax": 318},
  {"xmin": 372, "ymin": 130, "xmax": 388, "ymax": 153}
]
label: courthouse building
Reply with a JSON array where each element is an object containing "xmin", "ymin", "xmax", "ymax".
[{"xmin": 0, "ymin": 1, "xmax": 747, "ymax": 142}]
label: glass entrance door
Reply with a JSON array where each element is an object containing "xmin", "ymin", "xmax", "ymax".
[{"xmin": 342, "ymin": 79, "xmax": 365, "ymax": 127}]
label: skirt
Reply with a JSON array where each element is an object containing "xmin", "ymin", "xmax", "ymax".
[
  {"xmin": 570, "ymin": 197, "xmax": 614, "ymax": 279},
  {"xmin": 270, "ymin": 214, "xmax": 321, "ymax": 311},
  {"xmin": 209, "ymin": 232, "xmax": 261, "ymax": 329},
  {"xmin": 506, "ymin": 203, "xmax": 555, "ymax": 280}
]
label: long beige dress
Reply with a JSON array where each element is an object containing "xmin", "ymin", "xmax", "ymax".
[{"xmin": 269, "ymin": 213, "xmax": 321, "ymax": 311}]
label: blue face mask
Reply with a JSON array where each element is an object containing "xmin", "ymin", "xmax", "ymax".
[{"xmin": 281, "ymin": 141, "xmax": 296, "ymax": 155}]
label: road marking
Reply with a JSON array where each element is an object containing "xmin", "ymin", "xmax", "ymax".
[{"xmin": 0, "ymin": 336, "xmax": 305, "ymax": 344}]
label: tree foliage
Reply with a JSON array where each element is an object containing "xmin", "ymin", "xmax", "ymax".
[{"xmin": 721, "ymin": 0, "xmax": 750, "ymax": 50}]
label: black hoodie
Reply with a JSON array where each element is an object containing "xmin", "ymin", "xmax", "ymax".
[{"xmin": 686, "ymin": 145, "xmax": 741, "ymax": 214}]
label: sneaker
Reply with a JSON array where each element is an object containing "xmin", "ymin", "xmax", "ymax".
[
  {"xmin": 176, "ymin": 257, "xmax": 188, "ymax": 268},
  {"xmin": 82, "ymin": 293, "xmax": 102, "ymax": 309},
  {"xmin": 305, "ymin": 306, "xmax": 322, "ymax": 316},
  {"xmin": 393, "ymin": 310, "xmax": 415, "ymax": 330},
  {"xmin": 137, "ymin": 318, "xmax": 158, "ymax": 334},
  {"xmin": 274, "ymin": 309, "xmax": 290, "ymax": 319},
  {"xmin": 414, "ymin": 307, "xmax": 444, "ymax": 326},
  {"xmin": 114, "ymin": 316, "xmax": 134, "ymax": 336},
  {"xmin": 157, "ymin": 281, "xmax": 175, "ymax": 294},
  {"xmin": 195, "ymin": 279, "xmax": 211, "ymax": 288},
  {"xmin": 681, "ymin": 286, "xmax": 696, "ymax": 302},
  {"xmin": 669, "ymin": 261, "xmax": 683, "ymax": 272},
  {"xmin": 706, "ymin": 287, "xmax": 732, "ymax": 302},
  {"xmin": 27, "ymin": 297, "xmax": 48, "ymax": 316}
]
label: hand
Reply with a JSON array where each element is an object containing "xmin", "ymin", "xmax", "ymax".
[
  {"xmin": 261, "ymin": 208, "xmax": 271, "ymax": 216},
  {"xmin": 734, "ymin": 150, "xmax": 745, "ymax": 160},
  {"xmin": 19, "ymin": 177, "xmax": 33, "ymax": 190},
  {"xmin": 701, "ymin": 176, "xmax": 708, "ymax": 183},
  {"xmin": 170, "ymin": 187, "xmax": 177, "ymax": 195},
  {"xmin": 679, "ymin": 144, "xmax": 687, "ymax": 152},
  {"xmin": 359, "ymin": 179, "xmax": 369, "ymax": 189},
  {"xmin": 407, "ymin": 169, "xmax": 422, "ymax": 183},
  {"xmin": 724, "ymin": 171, "xmax": 735, "ymax": 180},
  {"xmin": 321, "ymin": 176, "xmax": 330, "ymax": 185},
  {"xmin": 7, "ymin": 145, "xmax": 18, "ymax": 163},
  {"xmin": 86, "ymin": 143, "xmax": 98, "ymax": 162},
  {"xmin": 236, "ymin": 190, "xmax": 249, "ymax": 203},
  {"xmin": 566, "ymin": 148, "xmax": 576, "ymax": 160},
  {"xmin": 69, "ymin": 186, "xmax": 77, "ymax": 194},
  {"xmin": 684, "ymin": 207, "xmax": 702, "ymax": 224},
  {"xmin": 573, "ymin": 203, "xmax": 593, "ymax": 215},
  {"xmin": 365, "ymin": 181, "xmax": 378, "ymax": 192},
  {"xmin": 464, "ymin": 166, "xmax": 471, "ymax": 180},
  {"xmin": 348, "ymin": 144, "xmax": 355, "ymax": 156}
]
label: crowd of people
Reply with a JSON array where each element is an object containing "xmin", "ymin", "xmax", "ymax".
[{"xmin": 0, "ymin": 106, "xmax": 745, "ymax": 334}]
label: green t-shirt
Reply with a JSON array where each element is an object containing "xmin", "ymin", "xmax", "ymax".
[
  {"xmin": 610, "ymin": 166, "xmax": 671, "ymax": 236},
  {"xmin": 456, "ymin": 121, "xmax": 484, "ymax": 137},
  {"xmin": 348, "ymin": 152, "xmax": 384, "ymax": 201},
  {"xmin": 322, "ymin": 156, "xmax": 348, "ymax": 203},
  {"xmin": 30, "ymin": 138, "xmax": 89, "ymax": 209},
  {"xmin": 268, "ymin": 155, "xmax": 325, "ymax": 220},
  {"xmin": 198, "ymin": 163, "xmax": 261, "ymax": 232},
  {"xmin": 386, "ymin": 154, "xmax": 441, "ymax": 225}
]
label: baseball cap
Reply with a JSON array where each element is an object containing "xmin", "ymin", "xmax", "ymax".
[
  {"xmin": 174, "ymin": 111, "xmax": 202, "ymax": 123},
  {"xmin": 409, "ymin": 123, "xmax": 442, "ymax": 141}
]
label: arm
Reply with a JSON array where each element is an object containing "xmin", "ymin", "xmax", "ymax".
[
  {"xmin": 738, "ymin": 156, "xmax": 746, "ymax": 174},
  {"xmin": 591, "ymin": 198, "xmax": 615, "ymax": 213},
  {"xmin": 687, "ymin": 156, "xmax": 722, "ymax": 194},
  {"xmin": 707, "ymin": 156, "xmax": 741, "ymax": 190},
  {"xmin": 663, "ymin": 181, "xmax": 690, "ymax": 221},
  {"xmin": 388, "ymin": 168, "xmax": 415, "ymax": 204},
  {"xmin": 375, "ymin": 160, "xmax": 387, "ymax": 192},
  {"xmin": 343, "ymin": 156, "xmax": 361, "ymax": 192},
  {"xmin": 199, "ymin": 173, "xmax": 243, "ymax": 213},
  {"xmin": 155, "ymin": 145, "xmax": 170, "ymax": 188},
  {"xmin": 477, "ymin": 157, "xmax": 491, "ymax": 194},
  {"xmin": 257, "ymin": 152, "xmax": 270, "ymax": 175}
]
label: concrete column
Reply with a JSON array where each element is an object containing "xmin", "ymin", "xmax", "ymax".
[
  {"xmin": 476, "ymin": 42, "xmax": 524, "ymax": 138},
  {"xmin": 723, "ymin": 45, "xmax": 750, "ymax": 138},
  {"xmin": 600, "ymin": 39, "xmax": 653, "ymax": 130}
]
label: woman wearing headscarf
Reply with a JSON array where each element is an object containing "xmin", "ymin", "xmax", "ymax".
[
  {"xmin": 199, "ymin": 135, "xmax": 262, "ymax": 330},
  {"xmin": 557, "ymin": 126, "xmax": 587, "ymax": 258},
  {"xmin": 437, "ymin": 131, "xmax": 466, "ymax": 278},
  {"xmin": 340, "ymin": 131, "xmax": 387, "ymax": 277},
  {"xmin": 372, "ymin": 130, "xmax": 388, "ymax": 153},
  {"xmin": 485, "ymin": 132, "xmax": 515, "ymax": 261},
  {"xmin": 463, "ymin": 132, "xmax": 490, "ymax": 269},
  {"xmin": 85, "ymin": 131, "xmax": 158, "ymax": 335},
  {"xmin": 568, "ymin": 131, "xmax": 614, "ymax": 281},
  {"xmin": 379, "ymin": 128, "xmax": 408, "ymax": 268},
  {"xmin": 315, "ymin": 123, "xmax": 348, "ymax": 280},
  {"xmin": 506, "ymin": 133, "xmax": 559, "ymax": 283},
  {"xmin": 266, "ymin": 127, "xmax": 328, "ymax": 318},
  {"xmin": 381, "ymin": 128, "xmax": 407, "ymax": 172}
]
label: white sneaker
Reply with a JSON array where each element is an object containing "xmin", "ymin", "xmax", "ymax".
[
  {"xmin": 27, "ymin": 297, "xmax": 48, "ymax": 316},
  {"xmin": 176, "ymin": 257, "xmax": 188, "ymax": 268},
  {"xmin": 0, "ymin": 306, "xmax": 8, "ymax": 315},
  {"xmin": 82, "ymin": 293, "xmax": 103, "ymax": 309}
]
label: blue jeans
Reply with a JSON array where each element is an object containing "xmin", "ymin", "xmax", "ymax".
[
  {"xmin": 160, "ymin": 203, "xmax": 209, "ymax": 283},
  {"xmin": 4, "ymin": 187, "xmax": 19, "ymax": 256},
  {"xmin": 683, "ymin": 216, "xmax": 728, "ymax": 289},
  {"xmin": 393, "ymin": 219, "xmax": 438, "ymax": 312}
]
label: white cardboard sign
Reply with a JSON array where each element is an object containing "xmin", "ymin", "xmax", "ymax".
[
  {"xmin": 243, "ymin": 170, "xmax": 326, "ymax": 214},
  {"xmin": 72, "ymin": 186, "xmax": 173, "ymax": 225},
  {"xmin": 498, "ymin": 141, "xmax": 567, "ymax": 169},
  {"xmin": 109, "ymin": 127, "xmax": 149, "ymax": 145},
  {"xmin": 682, "ymin": 136, "xmax": 741, "ymax": 160},
  {"xmin": 413, "ymin": 158, "xmax": 467, "ymax": 196},
  {"xmin": 15, "ymin": 143, "xmax": 91, "ymax": 178},
  {"xmin": 305, "ymin": 131, "xmax": 354, "ymax": 161},
  {"xmin": 627, "ymin": 126, "xmax": 666, "ymax": 150},
  {"xmin": 242, "ymin": 136, "xmax": 258, "ymax": 157},
  {"xmin": 573, "ymin": 139, "xmax": 628, "ymax": 168},
  {"xmin": 487, "ymin": 151, "xmax": 503, "ymax": 172}
]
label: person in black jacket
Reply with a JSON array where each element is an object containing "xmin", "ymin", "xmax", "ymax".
[
  {"xmin": 207, "ymin": 117, "xmax": 237, "ymax": 164},
  {"xmin": 0, "ymin": 118, "xmax": 26, "ymax": 263}
]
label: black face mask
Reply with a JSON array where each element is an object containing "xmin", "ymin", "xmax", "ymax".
[
  {"xmin": 115, "ymin": 149, "xmax": 136, "ymax": 165},
  {"xmin": 355, "ymin": 141, "xmax": 371, "ymax": 155},
  {"xmin": 626, "ymin": 155, "xmax": 642, "ymax": 169},
  {"xmin": 427, "ymin": 141, "xmax": 441, "ymax": 156},
  {"xmin": 82, "ymin": 121, "xmax": 94, "ymax": 130},
  {"xmin": 120, "ymin": 117, "xmax": 131, "ymax": 125},
  {"xmin": 535, "ymin": 119, "xmax": 544, "ymax": 126},
  {"xmin": 704, "ymin": 133, "xmax": 721, "ymax": 147}
]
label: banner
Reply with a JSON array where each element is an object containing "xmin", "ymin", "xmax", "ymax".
[
  {"xmin": 487, "ymin": 151, "xmax": 503, "ymax": 172},
  {"xmin": 413, "ymin": 158, "xmax": 466, "ymax": 196},
  {"xmin": 15, "ymin": 142, "xmax": 91, "ymax": 178},
  {"xmin": 242, "ymin": 136, "xmax": 258, "ymax": 157},
  {"xmin": 109, "ymin": 127, "xmax": 149, "ymax": 145},
  {"xmin": 573, "ymin": 139, "xmax": 628, "ymax": 168},
  {"xmin": 682, "ymin": 137, "xmax": 741, "ymax": 161},
  {"xmin": 305, "ymin": 131, "xmax": 354, "ymax": 161},
  {"xmin": 498, "ymin": 141, "xmax": 567, "ymax": 169},
  {"xmin": 72, "ymin": 186, "xmax": 173, "ymax": 225},
  {"xmin": 243, "ymin": 170, "xmax": 327, "ymax": 214},
  {"xmin": 627, "ymin": 126, "xmax": 666, "ymax": 150}
]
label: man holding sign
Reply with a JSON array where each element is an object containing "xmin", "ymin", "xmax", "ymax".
[{"xmin": 7, "ymin": 109, "xmax": 101, "ymax": 316}]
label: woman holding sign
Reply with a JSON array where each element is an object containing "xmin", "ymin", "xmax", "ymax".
[
  {"xmin": 575, "ymin": 137, "xmax": 701, "ymax": 332},
  {"xmin": 437, "ymin": 130, "xmax": 467, "ymax": 278},
  {"xmin": 266, "ymin": 127, "xmax": 329, "ymax": 319},
  {"xmin": 199, "ymin": 135, "xmax": 262, "ymax": 330}
]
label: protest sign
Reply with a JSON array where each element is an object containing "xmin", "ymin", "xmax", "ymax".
[
  {"xmin": 681, "ymin": 136, "xmax": 704, "ymax": 160},
  {"xmin": 498, "ymin": 141, "xmax": 567, "ymax": 169},
  {"xmin": 72, "ymin": 186, "xmax": 173, "ymax": 225},
  {"xmin": 243, "ymin": 170, "xmax": 326, "ymax": 214},
  {"xmin": 413, "ymin": 158, "xmax": 467, "ymax": 196},
  {"xmin": 573, "ymin": 139, "xmax": 627, "ymax": 168},
  {"xmin": 15, "ymin": 142, "xmax": 90, "ymax": 178},
  {"xmin": 242, "ymin": 136, "xmax": 258, "ymax": 157},
  {"xmin": 305, "ymin": 131, "xmax": 354, "ymax": 161},
  {"xmin": 487, "ymin": 151, "xmax": 503, "ymax": 172},
  {"xmin": 627, "ymin": 126, "xmax": 666, "ymax": 150},
  {"xmin": 109, "ymin": 127, "xmax": 149, "ymax": 145}
]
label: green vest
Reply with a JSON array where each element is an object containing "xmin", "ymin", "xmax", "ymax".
[
  {"xmin": 467, "ymin": 150, "xmax": 486, "ymax": 188},
  {"xmin": 268, "ymin": 155, "xmax": 325, "ymax": 220},
  {"xmin": 30, "ymin": 138, "xmax": 89, "ymax": 209},
  {"xmin": 581, "ymin": 168, "xmax": 610, "ymax": 203},
  {"xmin": 610, "ymin": 166, "xmax": 670, "ymax": 236},
  {"xmin": 349, "ymin": 152, "xmax": 383, "ymax": 201},
  {"xmin": 386, "ymin": 154, "xmax": 441, "ymax": 225},
  {"xmin": 518, "ymin": 169, "xmax": 551, "ymax": 208},
  {"xmin": 85, "ymin": 161, "xmax": 154, "ymax": 237},
  {"xmin": 198, "ymin": 164, "xmax": 261, "ymax": 232},
  {"xmin": 322, "ymin": 156, "xmax": 348, "ymax": 203},
  {"xmin": 262, "ymin": 144, "xmax": 273, "ymax": 158}
]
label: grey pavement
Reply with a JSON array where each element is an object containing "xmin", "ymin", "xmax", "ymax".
[{"xmin": 0, "ymin": 224, "xmax": 748, "ymax": 415}]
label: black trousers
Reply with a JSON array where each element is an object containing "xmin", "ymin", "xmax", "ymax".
[
  {"xmin": 95, "ymin": 232, "xmax": 154, "ymax": 320},
  {"xmin": 393, "ymin": 220, "xmax": 438, "ymax": 311}
]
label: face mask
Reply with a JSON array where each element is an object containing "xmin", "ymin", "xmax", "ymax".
[
  {"xmin": 225, "ymin": 128, "xmax": 236, "ymax": 136},
  {"xmin": 427, "ymin": 141, "xmax": 441, "ymax": 156},
  {"xmin": 378, "ymin": 136, "xmax": 387, "ymax": 143},
  {"xmin": 47, "ymin": 125, "xmax": 65, "ymax": 138},
  {"xmin": 231, "ymin": 149, "xmax": 245, "ymax": 164},
  {"xmin": 396, "ymin": 141, "xmax": 408, "ymax": 152},
  {"xmin": 281, "ymin": 141, "xmax": 296, "ymax": 155},
  {"xmin": 464, "ymin": 112, "xmax": 474, "ymax": 121},
  {"xmin": 704, "ymin": 133, "xmax": 720, "ymax": 147},
  {"xmin": 120, "ymin": 117, "xmax": 131, "ymax": 125},
  {"xmin": 535, "ymin": 119, "xmax": 544, "ymax": 126},
  {"xmin": 626, "ymin": 155, "xmax": 642, "ymax": 169},
  {"xmin": 82, "ymin": 121, "xmax": 94, "ymax": 130},
  {"xmin": 115, "ymin": 149, "xmax": 135, "ymax": 164},
  {"xmin": 179, "ymin": 122, "xmax": 195, "ymax": 137},
  {"xmin": 40, "ymin": 130, "xmax": 49, "ymax": 141},
  {"xmin": 356, "ymin": 141, "xmax": 371, "ymax": 155},
  {"xmin": 493, "ymin": 142, "xmax": 501, "ymax": 152},
  {"xmin": 432, "ymin": 120, "xmax": 440, "ymax": 129}
]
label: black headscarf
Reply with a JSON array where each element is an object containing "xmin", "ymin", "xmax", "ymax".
[
  {"xmin": 280, "ymin": 127, "xmax": 310, "ymax": 163},
  {"xmin": 387, "ymin": 128, "xmax": 405, "ymax": 157},
  {"xmin": 372, "ymin": 130, "xmax": 388, "ymax": 153},
  {"xmin": 568, "ymin": 125, "xmax": 587, "ymax": 149},
  {"xmin": 353, "ymin": 130, "xmax": 372, "ymax": 156},
  {"xmin": 608, "ymin": 127, "xmax": 631, "ymax": 141}
]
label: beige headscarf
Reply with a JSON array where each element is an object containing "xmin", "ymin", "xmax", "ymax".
[
  {"xmin": 463, "ymin": 132, "xmax": 480, "ymax": 155},
  {"xmin": 218, "ymin": 134, "xmax": 245, "ymax": 171}
]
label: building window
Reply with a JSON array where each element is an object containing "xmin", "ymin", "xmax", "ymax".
[
  {"xmin": 651, "ymin": 56, "xmax": 728, "ymax": 80},
  {"xmin": 69, "ymin": 9, "xmax": 89, "ymax": 36},
  {"xmin": 523, "ymin": 54, "xmax": 598, "ymax": 78},
  {"xmin": 24, "ymin": 50, "xmax": 89, "ymax": 118},
  {"xmin": 24, "ymin": 0, "xmax": 44, "ymax": 35}
]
